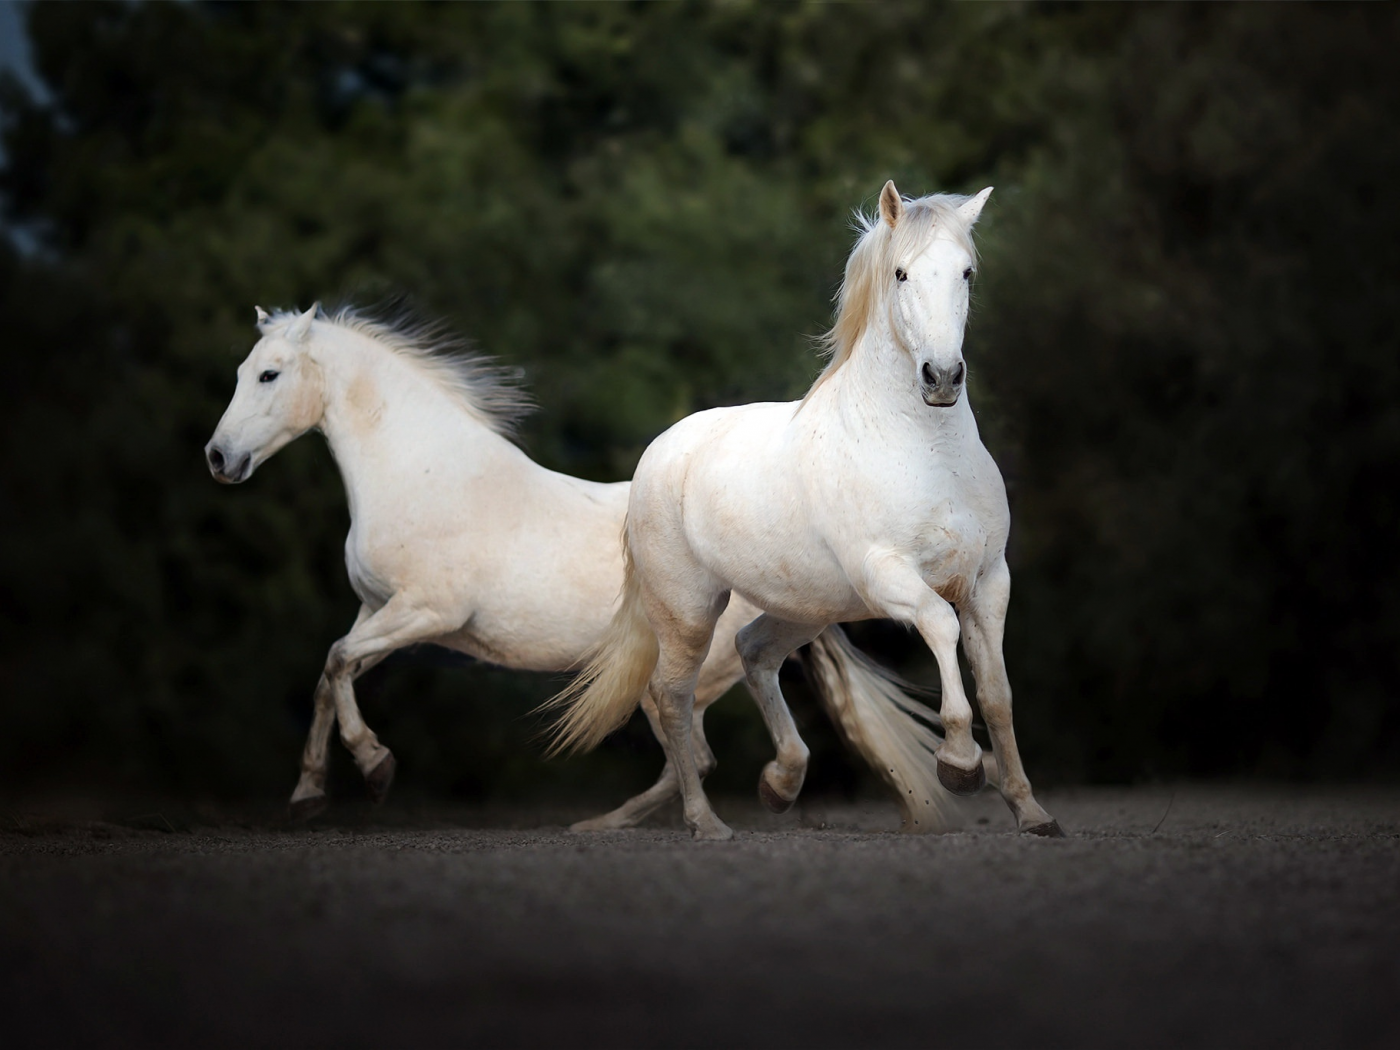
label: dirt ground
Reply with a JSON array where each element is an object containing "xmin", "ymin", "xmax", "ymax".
[{"xmin": 2, "ymin": 785, "xmax": 1398, "ymax": 1049}]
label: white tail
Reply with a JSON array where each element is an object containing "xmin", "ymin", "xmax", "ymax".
[
  {"xmin": 543, "ymin": 544, "xmax": 660, "ymax": 756},
  {"xmin": 804, "ymin": 627, "xmax": 958, "ymax": 832}
]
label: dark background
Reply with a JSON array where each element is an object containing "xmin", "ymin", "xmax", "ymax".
[{"xmin": 1, "ymin": 1, "xmax": 1397, "ymax": 809}]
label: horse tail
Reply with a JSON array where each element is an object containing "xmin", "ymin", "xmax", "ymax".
[
  {"xmin": 803, "ymin": 626, "xmax": 960, "ymax": 832},
  {"xmin": 542, "ymin": 539, "xmax": 660, "ymax": 757}
]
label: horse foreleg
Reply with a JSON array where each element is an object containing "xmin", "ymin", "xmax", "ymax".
[
  {"xmin": 961, "ymin": 559, "xmax": 1062, "ymax": 837},
  {"xmin": 290, "ymin": 604, "xmax": 371, "ymax": 820},
  {"xmin": 314, "ymin": 595, "xmax": 453, "ymax": 808},
  {"xmin": 288, "ymin": 677, "xmax": 337, "ymax": 820},
  {"xmin": 863, "ymin": 554, "xmax": 984, "ymax": 796},
  {"xmin": 736, "ymin": 614, "xmax": 820, "ymax": 813}
]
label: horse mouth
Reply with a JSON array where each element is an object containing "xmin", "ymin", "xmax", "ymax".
[
  {"xmin": 922, "ymin": 393, "xmax": 961, "ymax": 408},
  {"xmin": 210, "ymin": 453, "xmax": 252, "ymax": 484}
]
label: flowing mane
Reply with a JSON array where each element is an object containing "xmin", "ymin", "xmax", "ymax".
[
  {"xmin": 804, "ymin": 192, "xmax": 981, "ymax": 403},
  {"xmin": 263, "ymin": 303, "xmax": 534, "ymax": 435}
]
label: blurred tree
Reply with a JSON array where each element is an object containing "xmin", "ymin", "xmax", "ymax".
[{"xmin": 0, "ymin": 1, "xmax": 1395, "ymax": 803}]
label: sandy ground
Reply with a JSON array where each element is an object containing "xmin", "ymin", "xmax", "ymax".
[{"xmin": 2, "ymin": 785, "xmax": 1398, "ymax": 1049}]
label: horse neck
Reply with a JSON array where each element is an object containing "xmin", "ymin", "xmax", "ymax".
[
  {"xmin": 831, "ymin": 323, "xmax": 978, "ymax": 445},
  {"xmin": 310, "ymin": 330, "xmax": 520, "ymax": 512}
]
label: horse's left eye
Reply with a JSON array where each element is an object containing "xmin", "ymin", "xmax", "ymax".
[
  {"xmin": 963, "ymin": 267, "xmax": 974, "ymax": 281},
  {"xmin": 895, "ymin": 268, "xmax": 907, "ymax": 282},
  {"xmin": 259, "ymin": 370, "xmax": 280, "ymax": 384}
]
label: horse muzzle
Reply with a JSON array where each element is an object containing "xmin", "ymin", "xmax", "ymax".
[
  {"xmin": 920, "ymin": 359, "xmax": 965, "ymax": 408},
  {"xmin": 205, "ymin": 443, "xmax": 252, "ymax": 484}
]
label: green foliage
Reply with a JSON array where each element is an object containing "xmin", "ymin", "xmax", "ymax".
[{"xmin": 1, "ymin": 1, "xmax": 1396, "ymax": 800}]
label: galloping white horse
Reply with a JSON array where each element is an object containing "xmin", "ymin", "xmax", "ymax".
[
  {"xmin": 204, "ymin": 304, "xmax": 960, "ymax": 828},
  {"xmin": 552, "ymin": 182, "xmax": 1059, "ymax": 841}
]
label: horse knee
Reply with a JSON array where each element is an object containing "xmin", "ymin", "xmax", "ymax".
[
  {"xmin": 919, "ymin": 601, "xmax": 962, "ymax": 653},
  {"xmin": 325, "ymin": 642, "xmax": 350, "ymax": 680}
]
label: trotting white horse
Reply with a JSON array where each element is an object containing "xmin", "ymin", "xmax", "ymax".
[
  {"xmin": 552, "ymin": 182, "xmax": 1059, "ymax": 841},
  {"xmin": 204, "ymin": 303, "xmax": 961, "ymax": 828}
]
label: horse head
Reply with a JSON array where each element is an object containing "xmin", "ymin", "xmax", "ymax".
[
  {"xmin": 879, "ymin": 181, "xmax": 991, "ymax": 409},
  {"xmin": 205, "ymin": 303, "xmax": 325, "ymax": 483}
]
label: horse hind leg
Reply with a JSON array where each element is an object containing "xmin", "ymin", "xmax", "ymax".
[
  {"xmin": 570, "ymin": 691, "xmax": 680, "ymax": 832},
  {"xmin": 569, "ymin": 671, "xmax": 726, "ymax": 833},
  {"xmin": 736, "ymin": 614, "xmax": 821, "ymax": 814},
  {"xmin": 645, "ymin": 588, "xmax": 734, "ymax": 841}
]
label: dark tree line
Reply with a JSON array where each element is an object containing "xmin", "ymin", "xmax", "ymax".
[{"xmin": 1, "ymin": 1, "xmax": 1397, "ymax": 803}]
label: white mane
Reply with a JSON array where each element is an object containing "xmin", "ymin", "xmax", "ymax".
[
  {"xmin": 263, "ymin": 303, "xmax": 534, "ymax": 436},
  {"xmin": 805, "ymin": 192, "xmax": 980, "ymax": 402}
]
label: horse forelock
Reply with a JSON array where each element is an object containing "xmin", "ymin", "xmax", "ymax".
[
  {"xmin": 803, "ymin": 193, "xmax": 980, "ymax": 403},
  {"xmin": 262, "ymin": 303, "xmax": 533, "ymax": 436}
]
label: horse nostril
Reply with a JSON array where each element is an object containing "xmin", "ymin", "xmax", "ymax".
[
  {"xmin": 952, "ymin": 362, "xmax": 965, "ymax": 385},
  {"xmin": 921, "ymin": 362, "xmax": 936, "ymax": 386},
  {"xmin": 208, "ymin": 447, "xmax": 225, "ymax": 472}
]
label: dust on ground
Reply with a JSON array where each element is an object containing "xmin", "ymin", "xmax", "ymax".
[{"xmin": 3, "ymin": 786, "xmax": 1398, "ymax": 1048}]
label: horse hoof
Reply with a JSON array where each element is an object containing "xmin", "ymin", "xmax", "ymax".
[
  {"xmin": 1023, "ymin": 819, "xmax": 1066, "ymax": 838},
  {"xmin": 288, "ymin": 794, "xmax": 329, "ymax": 822},
  {"xmin": 937, "ymin": 757, "xmax": 986, "ymax": 796},
  {"xmin": 365, "ymin": 751, "xmax": 396, "ymax": 804},
  {"xmin": 758, "ymin": 776, "xmax": 796, "ymax": 814},
  {"xmin": 569, "ymin": 815, "xmax": 629, "ymax": 833},
  {"xmin": 690, "ymin": 819, "xmax": 734, "ymax": 842}
]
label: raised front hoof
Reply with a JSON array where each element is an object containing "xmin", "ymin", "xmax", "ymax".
[
  {"xmin": 1022, "ymin": 819, "xmax": 1067, "ymax": 838},
  {"xmin": 936, "ymin": 757, "xmax": 987, "ymax": 796},
  {"xmin": 758, "ymin": 776, "xmax": 797, "ymax": 814},
  {"xmin": 364, "ymin": 751, "xmax": 397, "ymax": 805},
  {"xmin": 287, "ymin": 794, "xmax": 329, "ymax": 823}
]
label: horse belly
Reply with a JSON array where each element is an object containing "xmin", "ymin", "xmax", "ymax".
[{"xmin": 691, "ymin": 519, "xmax": 865, "ymax": 624}]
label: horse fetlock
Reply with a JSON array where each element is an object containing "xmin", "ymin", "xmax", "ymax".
[{"xmin": 935, "ymin": 737, "xmax": 982, "ymax": 769}]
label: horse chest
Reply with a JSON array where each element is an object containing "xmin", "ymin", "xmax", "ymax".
[
  {"xmin": 909, "ymin": 505, "xmax": 989, "ymax": 604},
  {"xmin": 343, "ymin": 526, "xmax": 404, "ymax": 609}
]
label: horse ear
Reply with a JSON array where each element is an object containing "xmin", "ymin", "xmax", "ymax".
[
  {"xmin": 958, "ymin": 187, "xmax": 993, "ymax": 226},
  {"xmin": 879, "ymin": 180, "xmax": 905, "ymax": 229},
  {"xmin": 287, "ymin": 302, "xmax": 320, "ymax": 342},
  {"xmin": 254, "ymin": 306, "xmax": 271, "ymax": 329}
]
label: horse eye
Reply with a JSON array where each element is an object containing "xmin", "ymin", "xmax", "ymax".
[
  {"xmin": 896, "ymin": 268, "xmax": 907, "ymax": 282},
  {"xmin": 963, "ymin": 267, "xmax": 974, "ymax": 281},
  {"xmin": 259, "ymin": 370, "xmax": 280, "ymax": 384}
]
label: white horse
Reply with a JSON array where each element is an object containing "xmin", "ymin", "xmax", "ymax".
[
  {"xmin": 204, "ymin": 303, "xmax": 963, "ymax": 828},
  {"xmin": 552, "ymin": 182, "xmax": 1059, "ymax": 841}
]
